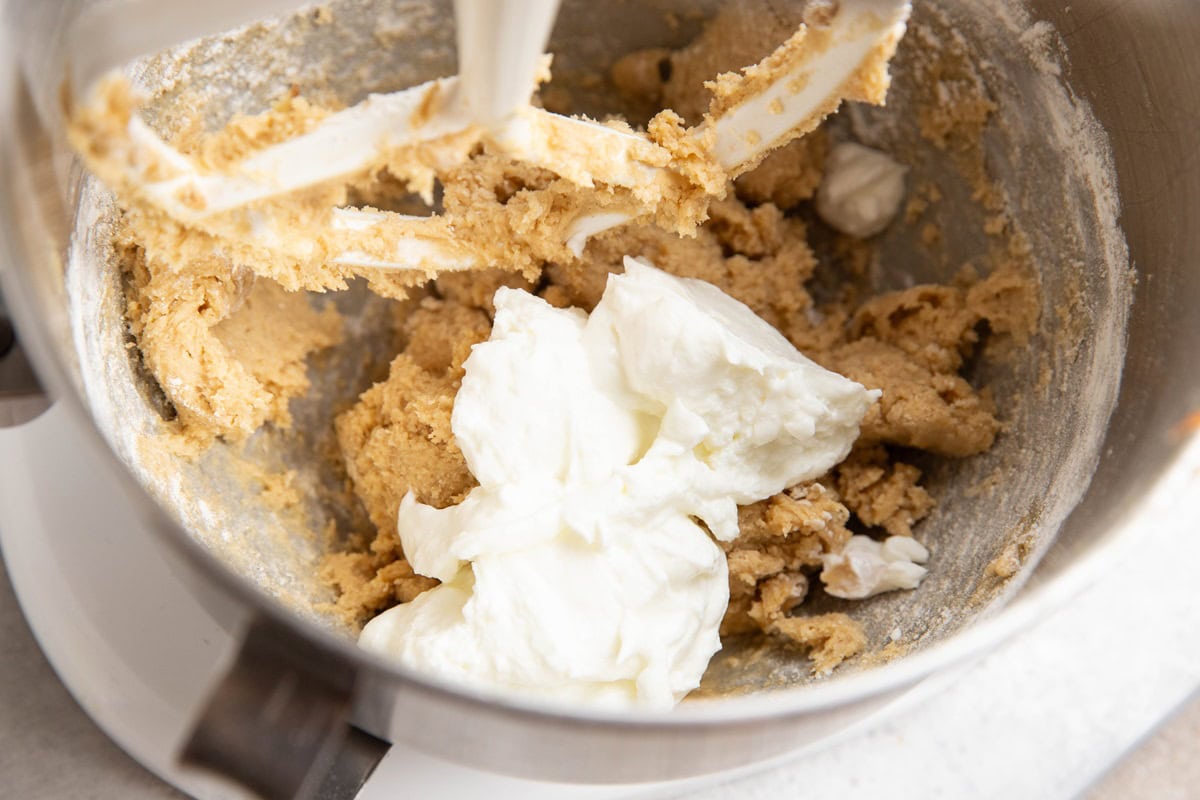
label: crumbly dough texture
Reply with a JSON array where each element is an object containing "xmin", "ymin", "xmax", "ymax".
[
  {"xmin": 103, "ymin": 3, "xmax": 1040, "ymax": 677},
  {"xmin": 315, "ymin": 6, "xmax": 1038, "ymax": 672},
  {"xmin": 324, "ymin": 189, "xmax": 1035, "ymax": 674}
]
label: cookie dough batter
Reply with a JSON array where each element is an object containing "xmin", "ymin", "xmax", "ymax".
[
  {"xmin": 99, "ymin": 1, "xmax": 1040, "ymax": 680},
  {"xmin": 322, "ymin": 197, "xmax": 1033, "ymax": 675}
]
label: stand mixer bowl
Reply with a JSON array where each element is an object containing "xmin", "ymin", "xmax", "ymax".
[{"xmin": 1, "ymin": 0, "xmax": 1197, "ymax": 797}]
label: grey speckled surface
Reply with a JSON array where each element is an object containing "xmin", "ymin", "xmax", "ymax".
[
  {"xmin": 1088, "ymin": 694, "xmax": 1200, "ymax": 800},
  {"xmin": 0, "ymin": 564, "xmax": 184, "ymax": 800}
]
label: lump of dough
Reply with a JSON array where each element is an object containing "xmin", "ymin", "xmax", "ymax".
[
  {"xmin": 851, "ymin": 284, "xmax": 981, "ymax": 373},
  {"xmin": 830, "ymin": 338, "xmax": 1000, "ymax": 457},
  {"xmin": 834, "ymin": 445, "xmax": 935, "ymax": 538},
  {"xmin": 335, "ymin": 299, "xmax": 490, "ymax": 540}
]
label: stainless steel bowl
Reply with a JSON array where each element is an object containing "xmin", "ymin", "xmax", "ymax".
[{"xmin": 1, "ymin": 0, "xmax": 1198, "ymax": 797}]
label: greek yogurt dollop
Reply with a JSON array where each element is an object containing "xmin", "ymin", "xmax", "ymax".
[
  {"xmin": 359, "ymin": 258, "xmax": 879, "ymax": 709},
  {"xmin": 816, "ymin": 142, "xmax": 908, "ymax": 238}
]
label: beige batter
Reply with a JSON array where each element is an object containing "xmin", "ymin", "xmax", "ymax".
[{"xmin": 97, "ymin": 3, "xmax": 1040, "ymax": 675}]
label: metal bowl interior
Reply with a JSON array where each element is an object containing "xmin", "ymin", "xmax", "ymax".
[{"xmin": 67, "ymin": 0, "xmax": 1130, "ymax": 690}]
